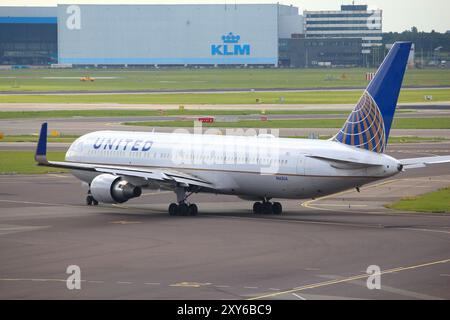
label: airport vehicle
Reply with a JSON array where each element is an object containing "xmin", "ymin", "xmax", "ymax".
[{"xmin": 35, "ymin": 42, "xmax": 450, "ymax": 215}]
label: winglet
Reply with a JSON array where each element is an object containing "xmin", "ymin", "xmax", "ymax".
[{"xmin": 35, "ymin": 123, "xmax": 49, "ymax": 164}]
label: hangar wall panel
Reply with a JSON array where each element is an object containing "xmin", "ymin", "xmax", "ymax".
[{"xmin": 57, "ymin": 4, "xmax": 279, "ymax": 65}]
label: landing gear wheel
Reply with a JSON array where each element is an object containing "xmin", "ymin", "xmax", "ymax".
[
  {"xmin": 169, "ymin": 203, "xmax": 178, "ymax": 216},
  {"xmin": 86, "ymin": 195, "xmax": 93, "ymax": 206},
  {"xmin": 178, "ymin": 203, "xmax": 189, "ymax": 216},
  {"xmin": 253, "ymin": 202, "xmax": 263, "ymax": 214},
  {"xmin": 189, "ymin": 204, "xmax": 198, "ymax": 216},
  {"xmin": 262, "ymin": 202, "xmax": 274, "ymax": 215},
  {"xmin": 92, "ymin": 199, "xmax": 99, "ymax": 206},
  {"xmin": 273, "ymin": 202, "xmax": 282, "ymax": 215}
]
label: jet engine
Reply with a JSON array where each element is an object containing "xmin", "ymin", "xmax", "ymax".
[{"xmin": 90, "ymin": 174, "xmax": 142, "ymax": 204}]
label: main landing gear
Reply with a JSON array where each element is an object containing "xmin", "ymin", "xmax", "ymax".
[
  {"xmin": 253, "ymin": 200, "xmax": 282, "ymax": 215},
  {"xmin": 168, "ymin": 202, "xmax": 198, "ymax": 216},
  {"xmin": 168, "ymin": 187, "xmax": 199, "ymax": 216},
  {"xmin": 86, "ymin": 190, "xmax": 99, "ymax": 206}
]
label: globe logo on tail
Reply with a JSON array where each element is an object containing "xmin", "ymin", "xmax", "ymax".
[{"xmin": 334, "ymin": 92, "xmax": 386, "ymax": 153}]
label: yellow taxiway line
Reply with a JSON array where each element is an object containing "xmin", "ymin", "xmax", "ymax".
[{"xmin": 248, "ymin": 258, "xmax": 450, "ymax": 300}]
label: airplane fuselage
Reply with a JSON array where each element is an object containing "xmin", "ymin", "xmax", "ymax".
[{"xmin": 66, "ymin": 131, "xmax": 401, "ymax": 200}]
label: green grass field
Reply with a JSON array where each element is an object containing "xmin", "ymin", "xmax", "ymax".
[
  {"xmin": 290, "ymin": 136, "xmax": 447, "ymax": 143},
  {"xmin": 387, "ymin": 136, "xmax": 448, "ymax": 143},
  {"xmin": 386, "ymin": 188, "xmax": 450, "ymax": 213},
  {"xmin": 1, "ymin": 89, "xmax": 449, "ymax": 105},
  {"xmin": 1, "ymin": 68, "xmax": 449, "ymax": 92},
  {"xmin": 0, "ymin": 151, "xmax": 67, "ymax": 174},
  {"xmin": 0, "ymin": 135, "xmax": 79, "ymax": 143},
  {"xmin": 0, "ymin": 109, "xmax": 350, "ymax": 120},
  {"xmin": 124, "ymin": 117, "xmax": 450, "ymax": 129}
]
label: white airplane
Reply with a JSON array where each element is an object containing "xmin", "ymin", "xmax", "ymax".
[{"xmin": 35, "ymin": 42, "xmax": 450, "ymax": 216}]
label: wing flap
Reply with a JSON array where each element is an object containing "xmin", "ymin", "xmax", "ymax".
[{"xmin": 95, "ymin": 167, "xmax": 169, "ymax": 181}]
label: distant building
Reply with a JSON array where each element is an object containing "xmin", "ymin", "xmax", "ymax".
[
  {"xmin": 0, "ymin": 6, "xmax": 57, "ymax": 65},
  {"xmin": 304, "ymin": 4, "xmax": 382, "ymax": 66},
  {"xmin": 0, "ymin": 4, "xmax": 302, "ymax": 67},
  {"xmin": 279, "ymin": 37, "xmax": 362, "ymax": 68}
]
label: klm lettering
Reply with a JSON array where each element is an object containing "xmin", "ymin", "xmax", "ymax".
[
  {"xmin": 211, "ymin": 44, "xmax": 250, "ymax": 56},
  {"xmin": 211, "ymin": 32, "xmax": 250, "ymax": 56}
]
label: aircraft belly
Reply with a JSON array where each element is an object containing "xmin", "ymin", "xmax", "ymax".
[{"xmin": 191, "ymin": 169, "xmax": 379, "ymax": 200}]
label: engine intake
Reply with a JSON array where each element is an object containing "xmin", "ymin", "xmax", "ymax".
[{"xmin": 90, "ymin": 174, "xmax": 142, "ymax": 204}]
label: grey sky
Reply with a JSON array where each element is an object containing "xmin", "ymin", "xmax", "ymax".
[{"xmin": 1, "ymin": 0, "xmax": 449, "ymax": 33}]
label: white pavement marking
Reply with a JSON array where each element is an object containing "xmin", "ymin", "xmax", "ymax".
[
  {"xmin": 395, "ymin": 227, "xmax": 450, "ymax": 235},
  {"xmin": 318, "ymin": 275, "xmax": 444, "ymax": 300},
  {"xmin": 0, "ymin": 278, "xmax": 75, "ymax": 283},
  {"xmin": 292, "ymin": 293, "xmax": 307, "ymax": 300}
]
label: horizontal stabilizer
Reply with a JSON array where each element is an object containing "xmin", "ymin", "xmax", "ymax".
[{"xmin": 400, "ymin": 156, "xmax": 450, "ymax": 169}]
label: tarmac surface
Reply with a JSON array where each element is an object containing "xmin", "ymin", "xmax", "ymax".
[{"xmin": 0, "ymin": 142, "xmax": 449, "ymax": 299}]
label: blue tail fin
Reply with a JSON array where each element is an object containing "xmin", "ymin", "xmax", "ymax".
[
  {"xmin": 334, "ymin": 42, "xmax": 412, "ymax": 153},
  {"xmin": 35, "ymin": 122, "xmax": 48, "ymax": 163}
]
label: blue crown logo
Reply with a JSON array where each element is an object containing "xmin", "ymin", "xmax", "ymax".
[{"xmin": 222, "ymin": 32, "xmax": 240, "ymax": 44}]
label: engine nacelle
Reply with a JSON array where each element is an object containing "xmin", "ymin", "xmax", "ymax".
[{"xmin": 90, "ymin": 174, "xmax": 142, "ymax": 204}]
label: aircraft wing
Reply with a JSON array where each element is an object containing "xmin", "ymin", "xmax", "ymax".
[
  {"xmin": 399, "ymin": 156, "xmax": 450, "ymax": 169},
  {"xmin": 34, "ymin": 123, "xmax": 214, "ymax": 190},
  {"xmin": 306, "ymin": 155, "xmax": 384, "ymax": 169}
]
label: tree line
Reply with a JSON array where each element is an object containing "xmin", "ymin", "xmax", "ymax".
[{"xmin": 383, "ymin": 28, "xmax": 450, "ymax": 57}]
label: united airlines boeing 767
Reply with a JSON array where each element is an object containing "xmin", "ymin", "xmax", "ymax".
[{"xmin": 35, "ymin": 42, "xmax": 450, "ymax": 215}]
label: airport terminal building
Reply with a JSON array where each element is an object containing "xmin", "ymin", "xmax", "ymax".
[{"xmin": 0, "ymin": 4, "xmax": 302, "ymax": 67}]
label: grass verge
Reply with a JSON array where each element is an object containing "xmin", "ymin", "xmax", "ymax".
[
  {"xmin": 0, "ymin": 109, "xmax": 350, "ymax": 120},
  {"xmin": 386, "ymin": 188, "xmax": 450, "ymax": 213},
  {"xmin": 123, "ymin": 117, "xmax": 450, "ymax": 129},
  {"xmin": 0, "ymin": 89, "xmax": 449, "ymax": 105},
  {"xmin": 387, "ymin": 136, "xmax": 448, "ymax": 143},
  {"xmin": 0, "ymin": 135, "xmax": 79, "ymax": 143},
  {"xmin": 288, "ymin": 136, "xmax": 448, "ymax": 143},
  {"xmin": 1, "ymin": 68, "xmax": 449, "ymax": 92},
  {"xmin": 0, "ymin": 151, "xmax": 67, "ymax": 174}
]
